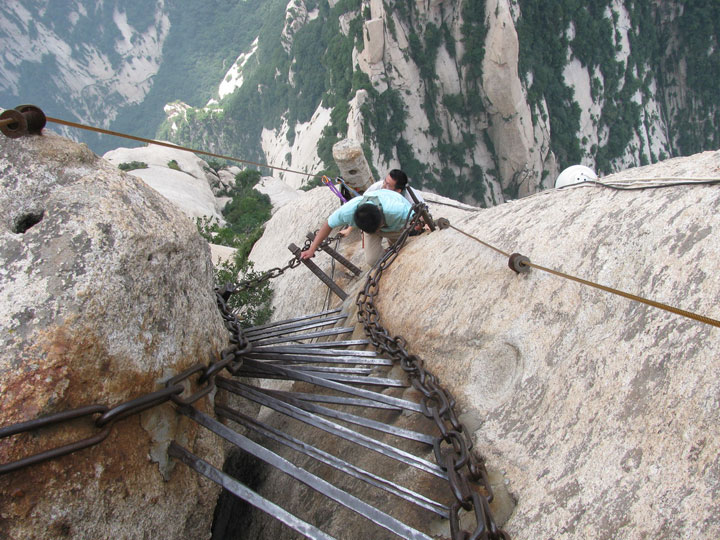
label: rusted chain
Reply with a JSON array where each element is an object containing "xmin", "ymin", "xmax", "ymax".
[
  {"xmin": 217, "ymin": 237, "xmax": 311, "ymax": 306},
  {"xmin": 0, "ymin": 405, "xmax": 112, "ymax": 475},
  {"xmin": 0, "ymin": 383, "xmax": 184, "ymax": 475},
  {"xmin": 357, "ymin": 204, "xmax": 510, "ymax": 540}
]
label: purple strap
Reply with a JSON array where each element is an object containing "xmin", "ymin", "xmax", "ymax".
[{"xmin": 323, "ymin": 177, "xmax": 347, "ymax": 203}]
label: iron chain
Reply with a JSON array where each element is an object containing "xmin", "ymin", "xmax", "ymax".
[
  {"xmin": 0, "ymin": 239, "xmax": 309, "ymax": 475},
  {"xmin": 356, "ymin": 203, "xmax": 509, "ymax": 540}
]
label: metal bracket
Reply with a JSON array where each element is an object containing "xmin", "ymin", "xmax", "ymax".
[
  {"xmin": 508, "ymin": 253, "xmax": 531, "ymax": 274},
  {"xmin": 307, "ymin": 232, "xmax": 361, "ymax": 276},
  {"xmin": 407, "ymin": 187, "xmax": 435, "ymax": 232},
  {"xmin": 0, "ymin": 105, "xmax": 46, "ymax": 139},
  {"xmin": 288, "ymin": 243, "xmax": 348, "ymax": 300}
]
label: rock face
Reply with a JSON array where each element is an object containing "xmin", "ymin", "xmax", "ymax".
[
  {"xmin": 253, "ymin": 175, "xmax": 302, "ymax": 214},
  {"xmin": 332, "ymin": 138, "xmax": 374, "ymax": 192},
  {"xmin": 482, "ymin": 0, "xmax": 554, "ymax": 198},
  {"xmin": 0, "ymin": 1, "xmax": 170, "ymax": 151},
  {"xmin": 260, "ymin": 105, "xmax": 330, "ymax": 189},
  {"xmin": 103, "ymin": 144, "xmax": 225, "ymax": 220},
  {"xmin": 371, "ymin": 151, "xmax": 720, "ymax": 538},
  {"xmin": 163, "ymin": 0, "xmax": 719, "ymax": 211},
  {"xmin": 0, "ymin": 131, "xmax": 228, "ymax": 539},
  {"xmin": 247, "ymin": 149, "xmax": 720, "ymax": 538}
]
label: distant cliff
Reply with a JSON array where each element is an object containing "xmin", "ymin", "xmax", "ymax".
[
  {"xmin": 161, "ymin": 0, "xmax": 720, "ymax": 205},
  {"xmin": 0, "ymin": 1, "xmax": 169, "ymax": 152},
  {"xmin": 0, "ymin": 0, "xmax": 264, "ymax": 153},
  {"xmin": 3, "ymin": 0, "xmax": 718, "ymax": 204}
]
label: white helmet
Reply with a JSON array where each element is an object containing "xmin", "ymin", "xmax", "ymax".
[{"xmin": 555, "ymin": 165, "xmax": 597, "ymax": 188}]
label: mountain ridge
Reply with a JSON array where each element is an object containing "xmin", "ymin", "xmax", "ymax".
[{"xmin": 2, "ymin": 0, "xmax": 718, "ymax": 203}]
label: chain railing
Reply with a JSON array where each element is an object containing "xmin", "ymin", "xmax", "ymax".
[
  {"xmin": 0, "ymin": 363, "xmax": 206, "ymax": 475},
  {"xmin": 1, "ymin": 200, "xmax": 511, "ymax": 538},
  {"xmin": 0, "ymin": 228, "xmax": 360, "ymax": 476},
  {"xmin": 0, "ymin": 257, "xmax": 306, "ymax": 475},
  {"xmin": 216, "ymin": 234, "xmax": 342, "ymax": 303},
  {"xmin": 356, "ymin": 203, "xmax": 510, "ymax": 540}
]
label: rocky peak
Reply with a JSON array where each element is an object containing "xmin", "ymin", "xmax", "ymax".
[
  {"xmin": 0, "ymin": 130, "xmax": 227, "ymax": 539},
  {"xmin": 281, "ymin": 0, "xmax": 318, "ymax": 53},
  {"xmin": 483, "ymin": 0, "xmax": 554, "ymax": 197}
]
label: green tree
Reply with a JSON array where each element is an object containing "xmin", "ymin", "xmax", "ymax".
[
  {"xmin": 195, "ymin": 166, "xmax": 274, "ymax": 327},
  {"xmin": 215, "ymin": 258, "xmax": 273, "ymax": 327}
]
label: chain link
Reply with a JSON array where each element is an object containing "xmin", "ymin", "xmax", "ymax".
[
  {"xmin": 356, "ymin": 203, "xmax": 509, "ymax": 540},
  {"xmin": 1, "ymin": 213, "xmax": 510, "ymax": 537},
  {"xmin": 0, "ymin": 247, "xmax": 306, "ymax": 476}
]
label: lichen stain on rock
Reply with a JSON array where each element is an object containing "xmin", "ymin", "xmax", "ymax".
[
  {"xmin": 670, "ymin": 223, "xmax": 711, "ymax": 256},
  {"xmin": 1, "ymin": 321, "xmax": 184, "ymax": 459},
  {"xmin": 0, "ymin": 319, "xmax": 209, "ymax": 530},
  {"xmin": 0, "ymin": 361, "xmax": 69, "ymax": 426}
]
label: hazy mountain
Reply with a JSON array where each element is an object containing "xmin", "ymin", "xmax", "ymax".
[
  {"xmin": 0, "ymin": 0, "xmax": 264, "ymax": 153},
  {"xmin": 2, "ymin": 0, "xmax": 718, "ymax": 203}
]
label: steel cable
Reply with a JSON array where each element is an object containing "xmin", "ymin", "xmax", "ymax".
[
  {"xmin": 45, "ymin": 116, "xmax": 323, "ymax": 178},
  {"xmin": 442, "ymin": 221, "xmax": 720, "ymax": 329}
]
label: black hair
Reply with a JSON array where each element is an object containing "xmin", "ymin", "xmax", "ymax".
[
  {"xmin": 388, "ymin": 169, "xmax": 408, "ymax": 190},
  {"xmin": 354, "ymin": 203, "xmax": 382, "ymax": 233}
]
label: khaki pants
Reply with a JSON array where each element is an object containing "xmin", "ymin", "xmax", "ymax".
[{"xmin": 364, "ymin": 230, "xmax": 403, "ymax": 267}]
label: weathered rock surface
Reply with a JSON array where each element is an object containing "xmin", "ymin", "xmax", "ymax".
[
  {"xmin": 332, "ymin": 138, "xmax": 375, "ymax": 193},
  {"xmin": 260, "ymin": 105, "xmax": 330, "ymax": 189},
  {"xmin": 217, "ymin": 165, "xmax": 242, "ymax": 192},
  {"xmin": 247, "ymin": 149, "xmax": 720, "ymax": 538},
  {"xmin": 103, "ymin": 144, "xmax": 225, "ymax": 220},
  {"xmin": 253, "ymin": 175, "xmax": 301, "ymax": 214},
  {"xmin": 0, "ymin": 131, "xmax": 228, "ymax": 539},
  {"xmin": 210, "ymin": 243, "xmax": 237, "ymax": 266},
  {"xmin": 372, "ymin": 152, "xmax": 720, "ymax": 538}
]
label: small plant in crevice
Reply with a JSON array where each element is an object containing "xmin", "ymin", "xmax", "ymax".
[
  {"xmin": 196, "ymin": 167, "xmax": 274, "ymax": 327},
  {"xmin": 118, "ymin": 161, "xmax": 148, "ymax": 171}
]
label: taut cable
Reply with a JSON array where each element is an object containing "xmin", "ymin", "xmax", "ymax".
[
  {"xmin": 442, "ymin": 221, "xmax": 720, "ymax": 329},
  {"xmin": 46, "ymin": 116, "xmax": 322, "ymax": 178}
]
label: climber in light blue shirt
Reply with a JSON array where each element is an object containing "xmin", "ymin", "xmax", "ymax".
[{"xmin": 300, "ymin": 188, "xmax": 414, "ymax": 267}]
